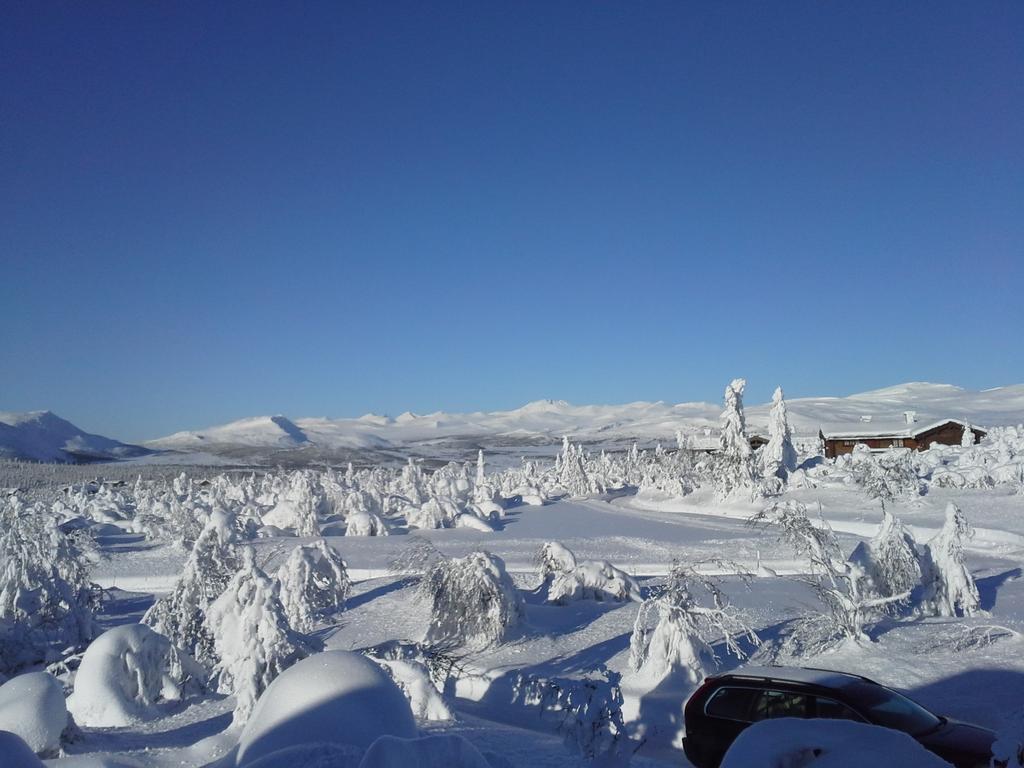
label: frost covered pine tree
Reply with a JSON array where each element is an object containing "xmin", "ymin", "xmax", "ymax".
[
  {"xmin": 715, "ymin": 378, "xmax": 757, "ymax": 500},
  {"xmin": 142, "ymin": 510, "xmax": 240, "ymax": 666},
  {"xmin": 961, "ymin": 422, "xmax": 976, "ymax": 448},
  {"xmin": 850, "ymin": 508, "xmax": 923, "ymax": 601},
  {"xmin": 276, "ymin": 539, "xmax": 351, "ymax": 633},
  {"xmin": 206, "ymin": 546, "xmax": 308, "ymax": 725},
  {"xmin": 762, "ymin": 386, "xmax": 798, "ymax": 480},
  {"xmin": 920, "ymin": 502, "xmax": 981, "ymax": 617},
  {"xmin": 0, "ymin": 495, "xmax": 98, "ymax": 672}
]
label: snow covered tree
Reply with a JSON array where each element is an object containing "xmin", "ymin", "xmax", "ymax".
[
  {"xmin": 961, "ymin": 422, "xmax": 976, "ymax": 448},
  {"xmin": 750, "ymin": 501, "xmax": 908, "ymax": 649},
  {"xmin": 557, "ymin": 437, "xmax": 595, "ymax": 497},
  {"xmin": 762, "ymin": 386, "xmax": 798, "ymax": 480},
  {"xmin": 715, "ymin": 378, "xmax": 757, "ymax": 501},
  {"xmin": 206, "ymin": 546, "xmax": 309, "ymax": 725},
  {"xmin": 0, "ymin": 495, "xmax": 98, "ymax": 673},
  {"xmin": 536, "ymin": 541, "xmax": 578, "ymax": 586},
  {"xmin": 629, "ymin": 561, "xmax": 758, "ymax": 685},
  {"xmin": 276, "ymin": 540, "xmax": 351, "ymax": 633},
  {"xmin": 848, "ymin": 508, "xmax": 923, "ymax": 603},
  {"xmin": 919, "ymin": 503, "xmax": 980, "ymax": 617},
  {"xmin": 143, "ymin": 510, "xmax": 240, "ymax": 666},
  {"xmin": 418, "ymin": 550, "xmax": 523, "ymax": 649}
]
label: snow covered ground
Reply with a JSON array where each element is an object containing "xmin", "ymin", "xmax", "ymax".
[
  {"xmin": 2, "ymin": 386, "xmax": 1024, "ymax": 767},
  {"xmin": 7, "ymin": 483, "xmax": 1020, "ymax": 766}
]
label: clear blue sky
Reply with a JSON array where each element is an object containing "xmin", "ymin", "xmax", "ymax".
[{"xmin": 2, "ymin": 2, "xmax": 1021, "ymax": 442}]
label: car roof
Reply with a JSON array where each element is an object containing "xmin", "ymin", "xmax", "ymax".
[{"xmin": 716, "ymin": 666, "xmax": 877, "ymax": 690}]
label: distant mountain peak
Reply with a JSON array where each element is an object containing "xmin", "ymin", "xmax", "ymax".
[{"xmin": 0, "ymin": 411, "xmax": 149, "ymax": 464}]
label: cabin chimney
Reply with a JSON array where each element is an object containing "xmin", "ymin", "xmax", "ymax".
[{"xmin": 904, "ymin": 411, "xmax": 917, "ymax": 424}]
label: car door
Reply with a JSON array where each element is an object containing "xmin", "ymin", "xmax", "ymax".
[{"xmin": 698, "ymin": 686, "xmax": 761, "ymax": 765}]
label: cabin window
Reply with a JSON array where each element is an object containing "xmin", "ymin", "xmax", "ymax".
[
  {"xmin": 892, "ymin": 439, "xmax": 904, "ymax": 447},
  {"xmin": 843, "ymin": 440, "xmax": 856, "ymax": 447}
]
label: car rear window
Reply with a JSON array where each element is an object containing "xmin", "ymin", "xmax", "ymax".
[{"xmin": 705, "ymin": 687, "xmax": 760, "ymax": 721}]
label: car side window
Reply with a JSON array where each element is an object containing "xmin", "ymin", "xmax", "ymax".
[
  {"xmin": 751, "ymin": 690, "xmax": 809, "ymax": 720},
  {"xmin": 705, "ymin": 687, "xmax": 759, "ymax": 722},
  {"xmin": 815, "ymin": 697, "xmax": 864, "ymax": 721}
]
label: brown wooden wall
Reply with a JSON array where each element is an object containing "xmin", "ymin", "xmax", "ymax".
[{"xmin": 823, "ymin": 422, "xmax": 986, "ymax": 459}]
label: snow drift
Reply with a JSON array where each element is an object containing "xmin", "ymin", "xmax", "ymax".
[
  {"xmin": 234, "ymin": 651, "xmax": 416, "ymax": 766},
  {"xmin": 0, "ymin": 672, "xmax": 67, "ymax": 756},
  {"xmin": 67, "ymin": 624, "xmax": 205, "ymax": 727},
  {"xmin": 719, "ymin": 718, "xmax": 953, "ymax": 767}
]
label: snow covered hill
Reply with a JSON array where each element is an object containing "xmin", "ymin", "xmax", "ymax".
[
  {"xmin": 0, "ymin": 411, "xmax": 150, "ymax": 464},
  {"xmin": 145, "ymin": 382, "xmax": 1024, "ymax": 463}
]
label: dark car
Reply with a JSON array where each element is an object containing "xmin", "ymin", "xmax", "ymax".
[{"xmin": 682, "ymin": 666, "xmax": 996, "ymax": 768}]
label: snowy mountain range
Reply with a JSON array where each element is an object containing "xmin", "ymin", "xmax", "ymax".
[
  {"xmin": 0, "ymin": 411, "xmax": 150, "ymax": 463},
  {"xmin": 4, "ymin": 383, "xmax": 1023, "ymax": 465}
]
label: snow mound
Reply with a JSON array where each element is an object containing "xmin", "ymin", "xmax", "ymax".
[
  {"xmin": 67, "ymin": 624, "xmax": 205, "ymax": 727},
  {"xmin": 359, "ymin": 734, "xmax": 493, "ymax": 768},
  {"xmin": 720, "ymin": 718, "xmax": 953, "ymax": 768},
  {"xmin": 241, "ymin": 742, "xmax": 364, "ymax": 768},
  {"xmin": 0, "ymin": 730, "xmax": 45, "ymax": 767},
  {"xmin": 0, "ymin": 672, "xmax": 68, "ymax": 756},
  {"xmin": 235, "ymin": 651, "xmax": 416, "ymax": 766}
]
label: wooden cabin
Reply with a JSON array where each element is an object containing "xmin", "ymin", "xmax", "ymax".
[{"xmin": 820, "ymin": 419, "xmax": 986, "ymax": 459}]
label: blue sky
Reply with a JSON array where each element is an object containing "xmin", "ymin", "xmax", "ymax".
[{"xmin": 2, "ymin": 2, "xmax": 1021, "ymax": 442}]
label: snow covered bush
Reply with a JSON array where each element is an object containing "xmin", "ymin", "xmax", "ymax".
[
  {"xmin": 234, "ymin": 651, "xmax": 416, "ymax": 766},
  {"xmin": 418, "ymin": 550, "xmax": 523, "ymax": 649},
  {"xmin": 67, "ymin": 623, "xmax": 206, "ymax": 727},
  {"xmin": 514, "ymin": 670, "xmax": 629, "ymax": 762},
  {"xmin": 206, "ymin": 546, "xmax": 310, "ymax": 724},
  {"xmin": 373, "ymin": 657, "xmax": 452, "ymax": 721},
  {"xmin": 919, "ymin": 502, "xmax": 981, "ymax": 617},
  {"xmin": 714, "ymin": 378, "xmax": 759, "ymax": 501},
  {"xmin": 751, "ymin": 501, "xmax": 907, "ymax": 651},
  {"xmin": 0, "ymin": 672, "xmax": 68, "ymax": 756},
  {"xmin": 549, "ymin": 559, "xmax": 640, "ymax": 604},
  {"xmin": 849, "ymin": 446, "xmax": 923, "ymax": 502},
  {"xmin": 346, "ymin": 510, "xmax": 389, "ymax": 536},
  {"xmin": 0, "ymin": 494, "xmax": 98, "ymax": 673},
  {"xmin": 537, "ymin": 542, "xmax": 640, "ymax": 604},
  {"xmin": 276, "ymin": 540, "xmax": 351, "ymax": 633},
  {"xmin": 629, "ymin": 561, "xmax": 758, "ymax": 685},
  {"xmin": 848, "ymin": 508, "xmax": 923, "ymax": 602},
  {"xmin": 142, "ymin": 509, "xmax": 240, "ymax": 666}
]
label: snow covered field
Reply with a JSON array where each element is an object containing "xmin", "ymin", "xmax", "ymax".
[{"xmin": 2, "ymin": 384, "xmax": 1024, "ymax": 767}]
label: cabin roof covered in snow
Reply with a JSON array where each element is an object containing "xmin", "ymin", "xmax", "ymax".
[{"xmin": 819, "ymin": 418, "xmax": 981, "ymax": 440}]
